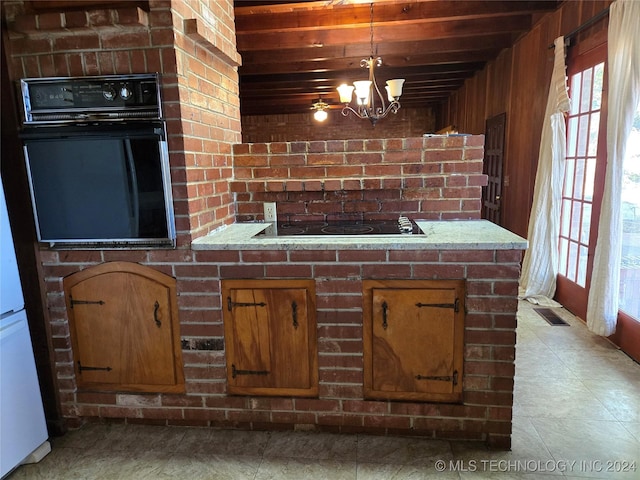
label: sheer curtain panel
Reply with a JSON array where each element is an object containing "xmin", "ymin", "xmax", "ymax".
[
  {"xmin": 587, "ymin": 0, "xmax": 640, "ymax": 336},
  {"xmin": 519, "ymin": 37, "xmax": 571, "ymax": 305}
]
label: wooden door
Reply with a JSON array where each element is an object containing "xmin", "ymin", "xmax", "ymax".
[
  {"xmin": 64, "ymin": 262, "xmax": 184, "ymax": 392},
  {"xmin": 363, "ymin": 280, "xmax": 465, "ymax": 402},
  {"xmin": 482, "ymin": 113, "xmax": 506, "ymax": 224},
  {"xmin": 222, "ymin": 279, "xmax": 318, "ymax": 397}
]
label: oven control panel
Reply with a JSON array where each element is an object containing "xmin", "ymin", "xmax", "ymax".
[{"xmin": 21, "ymin": 74, "xmax": 161, "ymax": 124}]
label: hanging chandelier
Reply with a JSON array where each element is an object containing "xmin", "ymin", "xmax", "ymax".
[{"xmin": 337, "ymin": 2, "xmax": 405, "ymax": 126}]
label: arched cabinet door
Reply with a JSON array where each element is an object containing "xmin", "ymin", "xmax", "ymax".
[{"xmin": 64, "ymin": 261, "xmax": 184, "ymax": 393}]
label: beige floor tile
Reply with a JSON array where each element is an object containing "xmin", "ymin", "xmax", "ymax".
[
  {"xmin": 356, "ymin": 435, "xmax": 453, "ymax": 467},
  {"xmin": 191, "ymin": 428, "xmax": 272, "ymax": 456},
  {"xmin": 157, "ymin": 453, "xmax": 262, "ymax": 479},
  {"xmin": 262, "ymin": 430, "xmax": 357, "ymax": 461},
  {"xmin": 530, "ymin": 417, "xmax": 640, "ymax": 479},
  {"xmin": 255, "ymin": 457, "xmax": 357, "ymax": 480},
  {"xmin": 357, "ymin": 462, "xmax": 462, "ymax": 479}
]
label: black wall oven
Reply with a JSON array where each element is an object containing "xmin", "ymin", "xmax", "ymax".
[{"xmin": 20, "ymin": 74, "xmax": 176, "ymax": 248}]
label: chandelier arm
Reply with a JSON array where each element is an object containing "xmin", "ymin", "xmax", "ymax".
[
  {"xmin": 341, "ymin": 100, "xmax": 401, "ymax": 125},
  {"xmin": 341, "ymin": 105, "xmax": 370, "ymax": 120},
  {"xmin": 370, "ymin": 59, "xmax": 387, "ymax": 113}
]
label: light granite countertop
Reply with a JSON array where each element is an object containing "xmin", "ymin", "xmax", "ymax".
[{"xmin": 191, "ymin": 220, "xmax": 528, "ymax": 251}]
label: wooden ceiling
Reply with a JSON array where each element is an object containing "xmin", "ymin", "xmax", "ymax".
[{"xmin": 234, "ymin": 0, "xmax": 561, "ymax": 116}]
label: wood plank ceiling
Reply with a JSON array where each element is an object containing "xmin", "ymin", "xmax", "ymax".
[{"xmin": 234, "ymin": 0, "xmax": 561, "ymax": 116}]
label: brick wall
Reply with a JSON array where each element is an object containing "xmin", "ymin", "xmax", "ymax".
[
  {"xmin": 241, "ymin": 106, "xmax": 438, "ymax": 143},
  {"xmin": 168, "ymin": 0, "xmax": 241, "ymax": 242},
  {"xmin": 43, "ymin": 245, "xmax": 521, "ymax": 449},
  {"xmin": 231, "ymin": 135, "xmax": 487, "ymax": 223},
  {"xmin": 2, "ymin": 0, "xmax": 241, "ymax": 245}
]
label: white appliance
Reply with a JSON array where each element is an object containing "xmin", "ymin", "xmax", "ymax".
[{"xmin": 0, "ymin": 177, "xmax": 50, "ymax": 478}]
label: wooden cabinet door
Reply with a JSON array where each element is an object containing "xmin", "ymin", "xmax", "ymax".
[
  {"xmin": 363, "ymin": 280, "xmax": 464, "ymax": 402},
  {"xmin": 64, "ymin": 262, "xmax": 184, "ymax": 393},
  {"xmin": 222, "ymin": 279, "xmax": 318, "ymax": 397}
]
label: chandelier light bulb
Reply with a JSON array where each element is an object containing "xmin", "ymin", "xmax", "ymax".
[
  {"xmin": 337, "ymin": 84, "xmax": 354, "ymax": 104},
  {"xmin": 353, "ymin": 80, "xmax": 372, "ymax": 105},
  {"xmin": 386, "ymin": 79, "xmax": 405, "ymax": 99},
  {"xmin": 313, "ymin": 109, "xmax": 328, "ymax": 122}
]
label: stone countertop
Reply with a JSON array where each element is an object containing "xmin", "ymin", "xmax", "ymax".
[{"xmin": 191, "ymin": 220, "xmax": 528, "ymax": 251}]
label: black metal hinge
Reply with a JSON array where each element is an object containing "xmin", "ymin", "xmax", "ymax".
[
  {"xmin": 78, "ymin": 361, "xmax": 112, "ymax": 373},
  {"xmin": 415, "ymin": 298, "xmax": 460, "ymax": 313},
  {"xmin": 415, "ymin": 370, "xmax": 458, "ymax": 386},
  {"xmin": 69, "ymin": 295, "xmax": 105, "ymax": 309},
  {"xmin": 227, "ymin": 296, "xmax": 266, "ymax": 311},
  {"xmin": 231, "ymin": 364, "xmax": 269, "ymax": 378}
]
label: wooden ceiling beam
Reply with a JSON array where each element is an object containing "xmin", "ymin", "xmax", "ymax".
[
  {"xmin": 238, "ymin": 49, "xmax": 499, "ymax": 75},
  {"xmin": 234, "ymin": 1, "xmax": 558, "ymax": 31},
  {"xmin": 240, "ymin": 62, "xmax": 484, "ymax": 85},
  {"xmin": 239, "ymin": 33, "xmax": 516, "ymax": 66},
  {"xmin": 235, "ymin": 15, "xmax": 534, "ymax": 50}
]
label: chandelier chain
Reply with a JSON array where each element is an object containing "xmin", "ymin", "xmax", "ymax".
[{"xmin": 370, "ymin": 2, "xmax": 374, "ymax": 58}]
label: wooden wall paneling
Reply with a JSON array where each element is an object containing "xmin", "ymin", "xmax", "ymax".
[
  {"xmin": 502, "ymin": 25, "xmax": 544, "ymax": 237},
  {"xmin": 485, "ymin": 50, "xmax": 513, "ymax": 120},
  {"xmin": 475, "ymin": 69, "xmax": 488, "ymax": 134}
]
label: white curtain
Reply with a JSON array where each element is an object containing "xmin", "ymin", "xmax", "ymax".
[
  {"xmin": 587, "ymin": 0, "xmax": 640, "ymax": 336},
  {"xmin": 519, "ymin": 37, "xmax": 571, "ymax": 306}
]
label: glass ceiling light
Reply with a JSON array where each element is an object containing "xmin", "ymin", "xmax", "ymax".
[
  {"xmin": 337, "ymin": 2, "xmax": 405, "ymax": 126},
  {"xmin": 311, "ymin": 98, "xmax": 329, "ymax": 122}
]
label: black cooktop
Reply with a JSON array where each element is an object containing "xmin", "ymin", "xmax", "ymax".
[{"xmin": 270, "ymin": 218, "xmax": 421, "ymax": 236}]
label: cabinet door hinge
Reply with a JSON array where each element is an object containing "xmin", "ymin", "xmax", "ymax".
[
  {"xmin": 415, "ymin": 370, "xmax": 458, "ymax": 386},
  {"xmin": 78, "ymin": 361, "xmax": 112, "ymax": 373},
  {"xmin": 415, "ymin": 297, "xmax": 460, "ymax": 313},
  {"xmin": 69, "ymin": 295, "xmax": 105, "ymax": 309},
  {"xmin": 231, "ymin": 364, "xmax": 269, "ymax": 378},
  {"xmin": 227, "ymin": 296, "xmax": 266, "ymax": 311}
]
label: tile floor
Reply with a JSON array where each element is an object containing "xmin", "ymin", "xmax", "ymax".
[{"xmin": 7, "ymin": 301, "xmax": 640, "ymax": 479}]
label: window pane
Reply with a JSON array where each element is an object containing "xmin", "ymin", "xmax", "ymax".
[
  {"xmin": 580, "ymin": 67, "xmax": 593, "ymax": 113},
  {"xmin": 577, "ymin": 245, "xmax": 588, "ymax": 287},
  {"xmin": 581, "ymin": 202, "xmax": 592, "ymax": 243},
  {"xmin": 570, "ymin": 72, "xmax": 582, "ymax": 115},
  {"xmin": 577, "ymin": 114, "xmax": 589, "ymax": 156},
  {"xmin": 574, "ymin": 159, "xmax": 585, "ymax": 200},
  {"xmin": 561, "ymin": 198, "xmax": 572, "ymax": 238},
  {"xmin": 592, "ymin": 63, "xmax": 604, "ymax": 110},
  {"xmin": 564, "ymin": 159, "xmax": 575, "ymax": 197},
  {"xmin": 568, "ymin": 242, "xmax": 579, "ymax": 282},
  {"xmin": 584, "ymin": 158, "xmax": 596, "ymax": 201},
  {"xmin": 570, "ymin": 202, "xmax": 582, "ymax": 241},
  {"xmin": 567, "ymin": 117, "xmax": 578, "ymax": 157},
  {"xmin": 588, "ymin": 112, "xmax": 600, "ymax": 156}
]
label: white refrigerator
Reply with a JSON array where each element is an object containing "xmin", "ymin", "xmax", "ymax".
[{"xmin": 0, "ymin": 177, "xmax": 50, "ymax": 478}]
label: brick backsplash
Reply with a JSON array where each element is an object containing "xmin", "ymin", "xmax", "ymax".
[{"xmin": 232, "ymin": 135, "xmax": 487, "ymax": 223}]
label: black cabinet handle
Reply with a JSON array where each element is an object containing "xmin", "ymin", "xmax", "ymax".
[
  {"xmin": 153, "ymin": 301, "xmax": 161, "ymax": 327},
  {"xmin": 292, "ymin": 301, "xmax": 298, "ymax": 329},
  {"xmin": 382, "ymin": 301, "xmax": 388, "ymax": 330}
]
